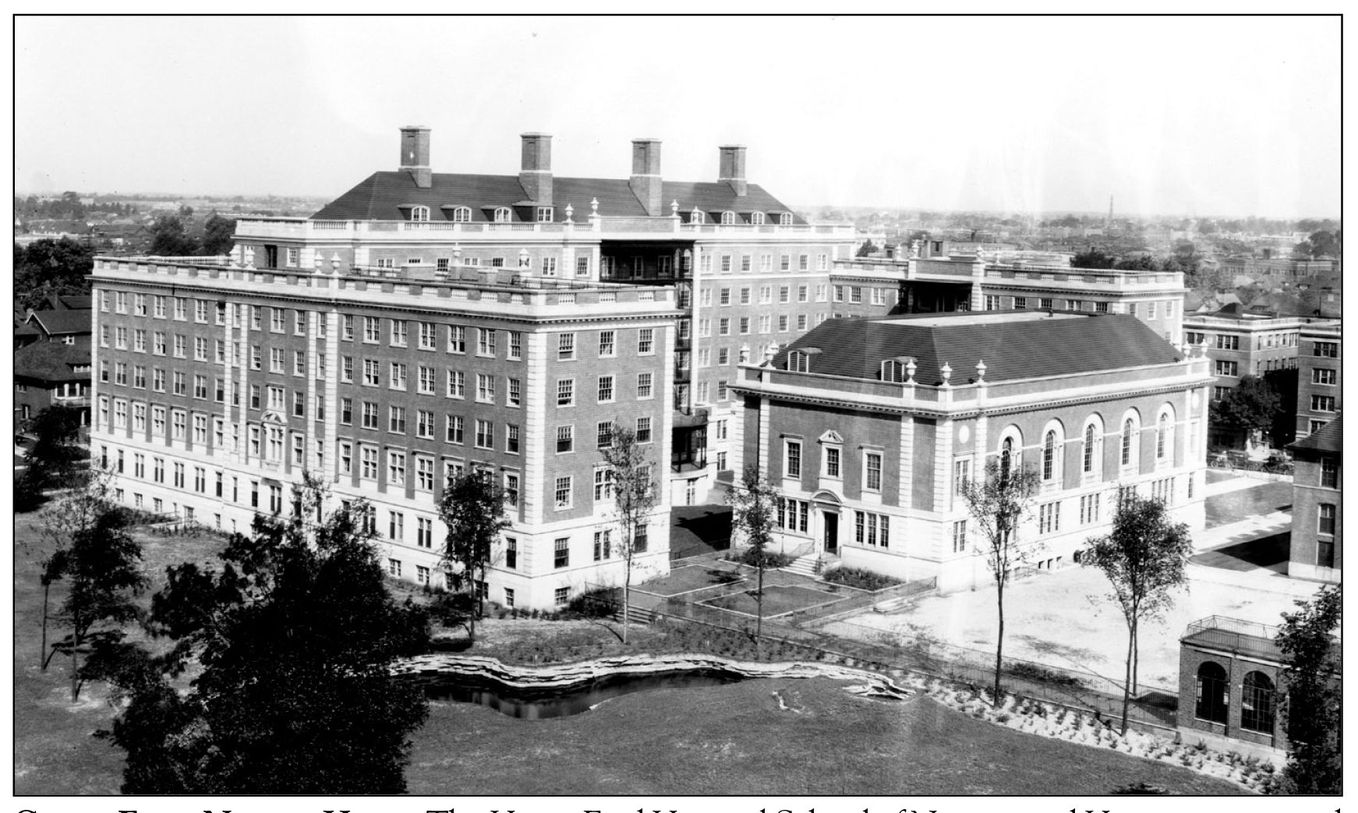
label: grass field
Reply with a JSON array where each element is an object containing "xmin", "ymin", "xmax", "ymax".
[
  {"xmin": 701, "ymin": 585, "xmax": 845, "ymax": 618},
  {"xmin": 407, "ymin": 678, "xmax": 1245, "ymax": 795}
]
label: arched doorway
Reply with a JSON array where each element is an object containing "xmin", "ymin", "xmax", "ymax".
[
  {"xmin": 1195, "ymin": 661, "xmax": 1229, "ymax": 724},
  {"xmin": 812, "ymin": 490, "xmax": 842, "ymax": 556}
]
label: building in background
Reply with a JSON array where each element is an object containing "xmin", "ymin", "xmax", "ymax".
[{"xmin": 732, "ymin": 311, "xmax": 1211, "ymax": 591}]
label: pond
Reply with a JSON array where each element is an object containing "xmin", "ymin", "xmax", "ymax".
[{"xmin": 413, "ymin": 667, "xmax": 748, "ymax": 720}]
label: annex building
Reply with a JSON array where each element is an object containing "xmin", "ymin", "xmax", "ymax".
[
  {"xmin": 731, "ymin": 311, "xmax": 1212, "ymax": 591},
  {"xmin": 89, "ymin": 127, "xmax": 857, "ymax": 609}
]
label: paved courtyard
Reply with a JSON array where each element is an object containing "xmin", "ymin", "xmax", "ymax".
[{"xmin": 823, "ymin": 471, "xmax": 1325, "ymax": 696}]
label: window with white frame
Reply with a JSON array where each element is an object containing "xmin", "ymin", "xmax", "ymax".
[{"xmin": 784, "ymin": 439, "xmax": 802, "ymax": 478}]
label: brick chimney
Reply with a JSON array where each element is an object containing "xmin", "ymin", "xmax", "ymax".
[
  {"xmin": 718, "ymin": 145, "xmax": 747, "ymax": 197},
  {"xmin": 630, "ymin": 138, "xmax": 663, "ymax": 216},
  {"xmin": 399, "ymin": 126, "xmax": 431, "ymax": 188},
  {"xmin": 520, "ymin": 133, "xmax": 553, "ymax": 206}
]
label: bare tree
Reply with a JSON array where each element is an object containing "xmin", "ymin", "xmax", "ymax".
[
  {"xmin": 727, "ymin": 463, "xmax": 779, "ymax": 639},
  {"xmin": 1082, "ymin": 493, "xmax": 1193, "ymax": 733},
  {"xmin": 959, "ymin": 459, "xmax": 1039, "ymax": 704},
  {"xmin": 599, "ymin": 422, "xmax": 657, "ymax": 644},
  {"xmin": 437, "ymin": 470, "xmax": 509, "ymax": 643}
]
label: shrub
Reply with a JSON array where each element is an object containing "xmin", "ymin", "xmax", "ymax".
[
  {"xmin": 566, "ymin": 586, "xmax": 620, "ymax": 619},
  {"xmin": 820, "ymin": 566, "xmax": 904, "ymax": 591},
  {"xmin": 729, "ymin": 547, "xmax": 793, "ymax": 568},
  {"xmin": 429, "ymin": 591, "xmax": 476, "ymax": 626},
  {"xmin": 1006, "ymin": 660, "xmax": 1084, "ymax": 687}
]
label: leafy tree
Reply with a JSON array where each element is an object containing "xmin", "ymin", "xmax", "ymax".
[
  {"xmin": 600, "ymin": 422, "xmax": 658, "ymax": 644},
  {"xmin": 1112, "ymin": 255, "xmax": 1157, "ymax": 271},
  {"xmin": 1081, "ymin": 494, "xmax": 1193, "ymax": 733},
  {"xmin": 727, "ymin": 464, "xmax": 780, "ymax": 639},
  {"xmin": 1072, "ymin": 249, "xmax": 1116, "ymax": 269},
  {"xmin": 23, "ymin": 404, "xmax": 86, "ymax": 491},
  {"xmin": 147, "ymin": 214, "xmax": 200, "ymax": 256},
  {"xmin": 437, "ymin": 470, "xmax": 509, "ymax": 642},
  {"xmin": 1274, "ymin": 585, "xmax": 1341, "ymax": 794},
  {"xmin": 200, "ymin": 213, "xmax": 237, "ymax": 256},
  {"xmin": 51, "ymin": 497, "xmax": 145, "ymax": 701},
  {"xmin": 959, "ymin": 459, "xmax": 1039, "ymax": 704},
  {"xmin": 13, "ymin": 237, "xmax": 95, "ymax": 312},
  {"xmin": 1209, "ymin": 375, "xmax": 1281, "ymax": 443},
  {"xmin": 855, "ymin": 241, "xmax": 877, "ymax": 258},
  {"xmin": 93, "ymin": 498, "xmax": 430, "ymax": 793}
]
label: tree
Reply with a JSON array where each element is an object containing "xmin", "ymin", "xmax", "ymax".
[
  {"xmin": 23, "ymin": 404, "xmax": 86, "ymax": 491},
  {"xmin": 147, "ymin": 214, "xmax": 200, "ymax": 256},
  {"xmin": 1275, "ymin": 585, "xmax": 1341, "ymax": 794},
  {"xmin": 93, "ymin": 498, "xmax": 430, "ymax": 793},
  {"xmin": 201, "ymin": 213, "xmax": 237, "ymax": 256},
  {"xmin": 13, "ymin": 237, "xmax": 95, "ymax": 312},
  {"xmin": 600, "ymin": 422, "xmax": 658, "ymax": 644},
  {"xmin": 1210, "ymin": 375, "xmax": 1281, "ymax": 444},
  {"xmin": 1072, "ymin": 249, "xmax": 1116, "ymax": 269},
  {"xmin": 959, "ymin": 459, "xmax": 1039, "ymax": 704},
  {"xmin": 52, "ymin": 500, "xmax": 145, "ymax": 701},
  {"xmin": 727, "ymin": 464, "xmax": 779, "ymax": 639},
  {"xmin": 1081, "ymin": 494, "xmax": 1193, "ymax": 733},
  {"xmin": 437, "ymin": 470, "xmax": 509, "ymax": 643}
]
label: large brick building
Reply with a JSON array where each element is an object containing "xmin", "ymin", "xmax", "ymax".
[
  {"xmin": 1294, "ymin": 320, "xmax": 1341, "ymax": 440},
  {"xmin": 89, "ymin": 127, "xmax": 858, "ymax": 608},
  {"xmin": 732, "ymin": 311, "xmax": 1211, "ymax": 591},
  {"xmin": 1287, "ymin": 416, "xmax": 1341, "ymax": 582}
]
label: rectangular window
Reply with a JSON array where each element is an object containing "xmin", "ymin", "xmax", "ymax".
[
  {"xmin": 952, "ymin": 520, "xmax": 968, "ymax": 553},
  {"xmin": 475, "ymin": 419, "xmax": 494, "ymax": 449},
  {"xmin": 507, "ymin": 378, "xmax": 522, "ymax": 407},
  {"xmin": 593, "ymin": 467, "xmax": 614, "ymax": 501},
  {"xmin": 477, "ymin": 328, "xmax": 496, "ymax": 357},
  {"xmin": 824, "ymin": 446, "xmax": 841, "ymax": 478},
  {"xmin": 557, "ymin": 378, "xmax": 575, "ymax": 407},
  {"xmin": 446, "ymin": 414, "xmax": 464, "ymax": 444},
  {"xmin": 1320, "ymin": 457, "xmax": 1338, "ymax": 488},
  {"xmin": 953, "ymin": 458, "xmax": 971, "ymax": 495},
  {"xmin": 1039, "ymin": 501, "xmax": 1061, "ymax": 534},
  {"xmin": 1215, "ymin": 360, "xmax": 1239, "ymax": 377},
  {"xmin": 448, "ymin": 325, "xmax": 466, "ymax": 353},
  {"xmin": 864, "ymin": 451, "xmax": 883, "ymax": 491},
  {"xmin": 1313, "ymin": 341, "xmax": 1339, "ymax": 358},
  {"xmin": 447, "ymin": 369, "xmax": 465, "ymax": 398},
  {"xmin": 554, "ymin": 587, "xmax": 570, "ymax": 606},
  {"xmin": 1080, "ymin": 493, "xmax": 1101, "ymax": 525},
  {"xmin": 637, "ymin": 372, "xmax": 653, "ymax": 399},
  {"xmin": 476, "ymin": 373, "xmax": 495, "ymax": 403},
  {"xmin": 1311, "ymin": 395, "xmax": 1336, "ymax": 413},
  {"xmin": 557, "ymin": 332, "xmax": 576, "ymax": 360},
  {"xmin": 636, "ymin": 416, "xmax": 652, "ymax": 443},
  {"xmin": 388, "ymin": 406, "xmax": 406, "ymax": 434},
  {"xmin": 1318, "ymin": 503, "xmax": 1336, "ymax": 536},
  {"xmin": 598, "ymin": 330, "xmax": 616, "ymax": 357},
  {"xmin": 785, "ymin": 439, "xmax": 802, "ymax": 478},
  {"xmin": 597, "ymin": 375, "xmax": 614, "ymax": 403},
  {"xmin": 1312, "ymin": 368, "xmax": 1337, "ymax": 385},
  {"xmin": 554, "ymin": 476, "xmax": 572, "ymax": 509},
  {"xmin": 637, "ymin": 328, "xmax": 655, "ymax": 354},
  {"xmin": 554, "ymin": 538, "xmax": 569, "ymax": 568},
  {"xmin": 556, "ymin": 425, "xmax": 574, "ymax": 453}
]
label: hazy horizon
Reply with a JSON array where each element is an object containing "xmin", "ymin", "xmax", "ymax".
[{"xmin": 15, "ymin": 16, "xmax": 1340, "ymax": 220}]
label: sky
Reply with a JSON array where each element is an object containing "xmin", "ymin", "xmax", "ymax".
[{"xmin": 13, "ymin": 15, "xmax": 1342, "ymax": 219}]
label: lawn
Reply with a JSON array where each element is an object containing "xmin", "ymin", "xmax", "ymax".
[
  {"xmin": 633, "ymin": 562, "xmax": 746, "ymax": 597},
  {"xmin": 13, "ymin": 510, "xmax": 231, "ymax": 795},
  {"xmin": 406, "ymin": 678, "xmax": 1245, "ymax": 795},
  {"xmin": 701, "ymin": 585, "xmax": 845, "ymax": 618},
  {"xmin": 1204, "ymin": 480, "xmax": 1292, "ymax": 528}
]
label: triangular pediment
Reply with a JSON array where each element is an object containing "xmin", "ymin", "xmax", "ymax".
[{"xmin": 819, "ymin": 430, "xmax": 844, "ymax": 444}]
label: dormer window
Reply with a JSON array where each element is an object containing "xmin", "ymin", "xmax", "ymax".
[
  {"xmin": 690, "ymin": 209, "xmax": 705, "ymax": 224},
  {"xmin": 410, "ymin": 205, "xmax": 430, "ymax": 222},
  {"xmin": 536, "ymin": 207, "xmax": 554, "ymax": 223},
  {"xmin": 449, "ymin": 206, "xmax": 472, "ymax": 223},
  {"xmin": 493, "ymin": 207, "xmax": 512, "ymax": 223},
  {"xmin": 721, "ymin": 211, "xmax": 737, "ymax": 226},
  {"xmin": 881, "ymin": 358, "xmax": 912, "ymax": 382},
  {"xmin": 750, "ymin": 211, "xmax": 765, "ymax": 226},
  {"xmin": 779, "ymin": 212, "xmax": 793, "ymax": 226},
  {"xmin": 786, "ymin": 348, "xmax": 820, "ymax": 373}
]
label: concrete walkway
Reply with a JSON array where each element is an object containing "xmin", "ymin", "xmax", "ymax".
[{"xmin": 1193, "ymin": 509, "xmax": 1291, "ymax": 554}]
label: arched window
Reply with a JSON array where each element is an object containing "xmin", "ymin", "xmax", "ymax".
[
  {"xmin": 1083, "ymin": 423, "xmax": 1097, "ymax": 473},
  {"xmin": 1042, "ymin": 430, "xmax": 1058, "ymax": 481},
  {"xmin": 493, "ymin": 207, "xmax": 512, "ymax": 223},
  {"xmin": 1195, "ymin": 661, "xmax": 1229, "ymax": 724},
  {"xmin": 1000, "ymin": 437, "xmax": 1015, "ymax": 482},
  {"xmin": 1156, "ymin": 409, "xmax": 1175, "ymax": 461},
  {"xmin": 1121, "ymin": 418, "xmax": 1137, "ymax": 466},
  {"xmin": 690, "ymin": 209, "xmax": 704, "ymax": 224},
  {"xmin": 750, "ymin": 211, "xmax": 766, "ymax": 225},
  {"xmin": 1241, "ymin": 671, "xmax": 1275, "ymax": 733},
  {"xmin": 779, "ymin": 212, "xmax": 793, "ymax": 226},
  {"xmin": 410, "ymin": 205, "xmax": 430, "ymax": 222},
  {"xmin": 451, "ymin": 206, "xmax": 472, "ymax": 223},
  {"xmin": 721, "ymin": 211, "xmax": 737, "ymax": 226}
]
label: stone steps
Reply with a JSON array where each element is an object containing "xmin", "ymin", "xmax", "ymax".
[{"xmin": 782, "ymin": 553, "xmax": 821, "ymax": 578}]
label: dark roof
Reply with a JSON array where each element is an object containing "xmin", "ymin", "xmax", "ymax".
[
  {"xmin": 1290, "ymin": 415, "xmax": 1341, "ymax": 455},
  {"xmin": 14, "ymin": 322, "xmax": 40, "ymax": 338},
  {"xmin": 13, "ymin": 341, "xmax": 88, "ymax": 383},
  {"xmin": 311, "ymin": 171, "xmax": 803, "ymax": 224},
  {"xmin": 772, "ymin": 312, "xmax": 1182, "ymax": 385},
  {"xmin": 27, "ymin": 309, "xmax": 92, "ymax": 336},
  {"xmin": 55, "ymin": 294, "xmax": 93, "ymax": 310}
]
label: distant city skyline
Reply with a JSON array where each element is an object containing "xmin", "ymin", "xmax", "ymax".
[{"xmin": 15, "ymin": 15, "xmax": 1340, "ymax": 219}]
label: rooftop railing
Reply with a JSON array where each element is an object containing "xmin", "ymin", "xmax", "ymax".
[{"xmin": 233, "ymin": 216, "xmax": 856, "ymax": 239}]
